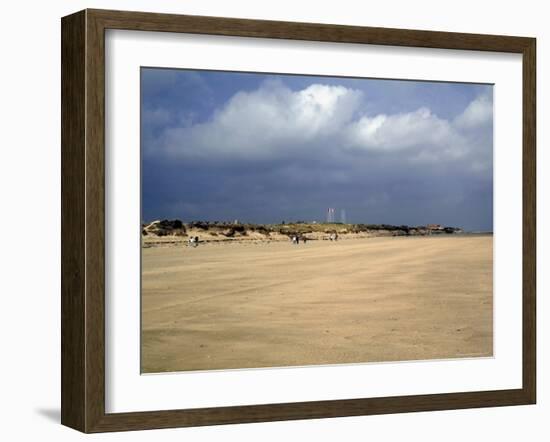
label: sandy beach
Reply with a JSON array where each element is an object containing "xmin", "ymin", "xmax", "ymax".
[{"xmin": 141, "ymin": 235, "xmax": 493, "ymax": 373}]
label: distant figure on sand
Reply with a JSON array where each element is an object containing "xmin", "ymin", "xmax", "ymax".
[
  {"xmin": 188, "ymin": 236, "xmax": 199, "ymax": 247},
  {"xmin": 291, "ymin": 235, "xmax": 299, "ymax": 245},
  {"xmin": 329, "ymin": 233, "xmax": 338, "ymax": 241}
]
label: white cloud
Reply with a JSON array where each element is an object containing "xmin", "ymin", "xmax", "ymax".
[
  {"xmin": 153, "ymin": 80, "xmax": 492, "ymax": 170},
  {"xmin": 347, "ymin": 107, "xmax": 465, "ymax": 160},
  {"xmin": 454, "ymin": 93, "xmax": 493, "ymax": 128},
  {"xmin": 160, "ymin": 81, "xmax": 362, "ymax": 159}
]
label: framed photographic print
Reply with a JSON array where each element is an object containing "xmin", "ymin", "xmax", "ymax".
[{"xmin": 61, "ymin": 9, "xmax": 536, "ymax": 433}]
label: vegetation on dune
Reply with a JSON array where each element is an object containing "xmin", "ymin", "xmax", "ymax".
[{"xmin": 142, "ymin": 219, "xmax": 463, "ymax": 238}]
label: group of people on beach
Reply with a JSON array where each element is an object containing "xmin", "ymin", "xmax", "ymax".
[
  {"xmin": 292, "ymin": 233, "xmax": 338, "ymax": 244},
  {"xmin": 188, "ymin": 236, "xmax": 200, "ymax": 247},
  {"xmin": 187, "ymin": 232, "xmax": 339, "ymax": 247},
  {"xmin": 291, "ymin": 235, "xmax": 307, "ymax": 245}
]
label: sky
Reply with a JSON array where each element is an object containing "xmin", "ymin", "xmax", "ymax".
[{"xmin": 141, "ymin": 68, "xmax": 493, "ymax": 231}]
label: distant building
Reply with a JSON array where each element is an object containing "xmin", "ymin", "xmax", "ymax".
[{"xmin": 427, "ymin": 224, "xmax": 443, "ymax": 231}]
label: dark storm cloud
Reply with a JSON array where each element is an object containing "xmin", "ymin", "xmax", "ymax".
[{"xmin": 141, "ymin": 68, "xmax": 493, "ymax": 231}]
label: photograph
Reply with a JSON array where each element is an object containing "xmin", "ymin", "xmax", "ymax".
[{"xmin": 140, "ymin": 68, "xmax": 494, "ymax": 373}]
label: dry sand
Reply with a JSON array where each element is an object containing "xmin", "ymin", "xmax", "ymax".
[{"xmin": 141, "ymin": 235, "xmax": 493, "ymax": 373}]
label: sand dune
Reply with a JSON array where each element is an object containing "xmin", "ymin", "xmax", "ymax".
[{"xmin": 141, "ymin": 235, "xmax": 493, "ymax": 373}]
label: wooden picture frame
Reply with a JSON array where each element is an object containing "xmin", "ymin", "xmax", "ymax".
[{"xmin": 61, "ymin": 8, "xmax": 536, "ymax": 433}]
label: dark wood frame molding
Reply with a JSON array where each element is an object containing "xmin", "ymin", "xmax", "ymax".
[{"xmin": 61, "ymin": 9, "xmax": 536, "ymax": 433}]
